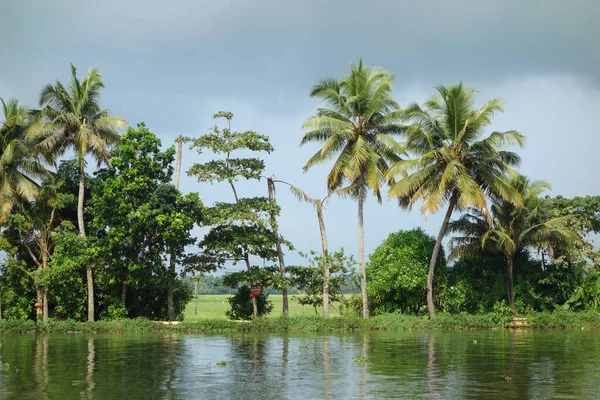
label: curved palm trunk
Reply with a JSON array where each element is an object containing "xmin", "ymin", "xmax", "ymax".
[
  {"xmin": 358, "ymin": 196, "xmax": 369, "ymax": 318},
  {"xmin": 316, "ymin": 202, "xmax": 330, "ymax": 318},
  {"xmin": 78, "ymin": 158, "xmax": 94, "ymax": 322},
  {"xmin": 267, "ymin": 179, "xmax": 288, "ymax": 316},
  {"xmin": 506, "ymin": 255, "xmax": 517, "ymax": 316},
  {"xmin": 427, "ymin": 191, "xmax": 458, "ymax": 318}
]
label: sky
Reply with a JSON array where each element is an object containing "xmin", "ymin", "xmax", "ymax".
[{"xmin": 1, "ymin": 0, "xmax": 599, "ymax": 271}]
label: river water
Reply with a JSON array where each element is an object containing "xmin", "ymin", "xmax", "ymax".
[{"xmin": 0, "ymin": 330, "xmax": 598, "ymax": 399}]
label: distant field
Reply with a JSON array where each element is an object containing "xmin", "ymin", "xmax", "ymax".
[{"xmin": 183, "ymin": 294, "xmax": 343, "ymax": 320}]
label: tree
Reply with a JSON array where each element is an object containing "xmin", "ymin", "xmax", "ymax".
[
  {"xmin": 0, "ymin": 98, "xmax": 50, "ymax": 223},
  {"xmin": 448, "ymin": 175, "xmax": 578, "ymax": 315},
  {"xmin": 91, "ymin": 124, "xmax": 201, "ymax": 320},
  {"xmin": 1, "ymin": 182, "xmax": 72, "ymax": 322},
  {"xmin": 188, "ymin": 111, "xmax": 281, "ymax": 318},
  {"xmin": 388, "ymin": 83, "xmax": 524, "ymax": 318},
  {"xmin": 267, "ymin": 177, "xmax": 289, "ymax": 315},
  {"xmin": 272, "ymin": 180, "xmax": 334, "ymax": 317},
  {"xmin": 288, "ymin": 249, "xmax": 355, "ymax": 315},
  {"xmin": 300, "ymin": 59, "xmax": 404, "ymax": 318},
  {"xmin": 367, "ymin": 228, "xmax": 444, "ymax": 315},
  {"xmin": 29, "ymin": 64, "xmax": 126, "ymax": 321}
]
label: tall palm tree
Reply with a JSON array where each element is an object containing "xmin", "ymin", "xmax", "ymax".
[
  {"xmin": 0, "ymin": 98, "xmax": 50, "ymax": 223},
  {"xmin": 28, "ymin": 64, "xmax": 126, "ymax": 321},
  {"xmin": 300, "ymin": 59, "xmax": 404, "ymax": 318},
  {"xmin": 388, "ymin": 83, "xmax": 524, "ymax": 318},
  {"xmin": 448, "ymin": 175, "xmax": 577, "ymax": 315}
]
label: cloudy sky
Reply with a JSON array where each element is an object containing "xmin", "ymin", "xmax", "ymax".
[{"xmin": 1, "ymin": 0, "xmax": 599, "ymax": 270}]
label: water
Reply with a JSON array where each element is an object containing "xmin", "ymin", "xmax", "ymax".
[{"xmin": 0, "ymin": 330, "xmax": 599, "ymax": 399}]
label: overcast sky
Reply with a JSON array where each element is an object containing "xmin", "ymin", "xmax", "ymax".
[{"xmin": 1, "ymin": 0, "xmax": 599, "ymax": 270}]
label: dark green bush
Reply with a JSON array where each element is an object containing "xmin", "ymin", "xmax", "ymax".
[{"xmin": 225, "ymin": 285, "xmax": 273, "ymax": 320}]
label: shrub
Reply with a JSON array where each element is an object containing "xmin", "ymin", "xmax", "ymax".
[{"xmin": 225, "ymin": 285, "xmax": 273, "ymax": 320}]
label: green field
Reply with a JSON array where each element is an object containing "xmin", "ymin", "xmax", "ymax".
[{"xmin": 183, "ymin": 294, "xmax": 343, "ymax": 320}]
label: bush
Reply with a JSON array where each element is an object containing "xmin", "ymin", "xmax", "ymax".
[
  {"xmin": 367, "ymin": 228, "xmax": 445, "ymax": 315},
  {"xmin": 225, "ymin": 285, "xmax": 273, "ymax": 320}
]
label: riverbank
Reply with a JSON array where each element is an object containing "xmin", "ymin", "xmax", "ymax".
[{"xmin": 1, "ymin": 310, "xmax": 600, "ymax": 334}]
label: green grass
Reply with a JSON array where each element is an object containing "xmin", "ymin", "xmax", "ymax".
[
  {"xmin": 183, "ymin": 294, "xmax": 343, "ymax": 320},
  {"xmin": 2, "ymin": 311, "xmax": 600, "ymax": 334}
]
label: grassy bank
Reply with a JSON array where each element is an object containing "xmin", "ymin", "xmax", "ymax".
[{"xmin": 2, "ymin": 310, "xmax": 600, "ymax": 334}]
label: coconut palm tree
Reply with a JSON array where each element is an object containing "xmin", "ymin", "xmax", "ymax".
[
  {"xmin": 448, "ymin": 175, "xmax": 577, "ymax": 315},
  {"xmin": 28, "ymin": 64, "xmax": 126, "ymax": 321},
  {"xmin": 0, "ymin": 98, "xmax": 50, "ymax": 223},
  {"xmin": 388, "ymin": 83, "xmax": 524, "ymax": 318},
  {"xmin": 271, "ymin": 180, "xmax": 334, "ymax": 317},
  {"xmin": 300, "ymin": 59, "xmax": 404, "ymax": 318}
]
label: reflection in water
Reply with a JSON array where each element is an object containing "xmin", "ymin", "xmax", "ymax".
[
  {"xmin": 426, "ymin": 333, "xmax": 436, "ymax": 399},
  {"xmin": 323, "ymin": 336, "xmax": 331, "ymax": 399},
  {"xmin": 34, "ymin": 336, "xmax": 49, "ymax": 400},
  {"xmin": 163, "ymin": 335, "xmax": 179, "ymax": 400},
  {"xmin": 84, "ymin": 338, "xmax": 96, "ymax": 399},
  {"xmin": 0, "ymin": 331, "xmax": 599, "ymax": 399}
]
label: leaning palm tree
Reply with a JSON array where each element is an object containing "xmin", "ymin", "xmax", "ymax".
[
  {"xmin": 388, "ymin": 83, "xmax": 524, "ymax": 318},
  {"xmin": 272, "ymin": 179, "xmax": 334, "ymax": 317},
  {"xmin": 28, "ymin": 64, "xmax": 126, "ymax": 321},
  {"xmin": 300, "ymin": 59, "xmax": 404, "ymax": 318},
  {"xmin": 0, "ymin": 98, "xmax": 50, "ymax": 223},
  {"xmin": 448, "ymin": 175, "xmax": 577, "ymax": 315}
]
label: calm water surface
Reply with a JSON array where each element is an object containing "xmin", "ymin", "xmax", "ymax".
[{"xmin": 0, "ymin": 330, "xmax": 598, "ymax": 399}]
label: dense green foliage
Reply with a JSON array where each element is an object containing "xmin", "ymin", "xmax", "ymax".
[
  {"xmin": 367, "ymin": 229, "xmax": 445, "ymax": 314},
  {"xmin": 1, "ymin": 62, "xmax": 600, "ymax": 326}
]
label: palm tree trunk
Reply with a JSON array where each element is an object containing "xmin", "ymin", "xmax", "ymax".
[
  {"xmin": 427, "ymin": 191, "xmax": 458, "ymax": 319},
  {"xmin": 174, "ymin": 137, "xmax": 182, "ymax": 189},
  {"xmin": 167, "ymin": 138, "xmax": 183, "ymax": 321},
  {"xmin": 267, "ymin": 178, "xmax": 288, "ymax": 316},
  {"xmin": 506, "ymin": 255, "xmax": 517, "ymax": 316},
  {"xmin": 316, "ymin": 202, "xmax": 330, "ymax": 318},
  {"xmin": 36, "ymin": 285, "xmax": 43, "ymax": 323},
  {"xmin": 358, "ymin": 196, "xmax": 369, "ymax": 318},
  {"xmin": 41, "ymin": 252, "xmax": 49, "ymax": 323},
  {"xmin": 78, "ymin": 158, "xmax": 94, "ymax": 322},
  {"xmin": 43, "ymin": 288, "xmax": 49, "ymax": 323}
]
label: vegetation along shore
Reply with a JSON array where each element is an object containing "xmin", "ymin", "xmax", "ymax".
[{"xmin": 1, "ymin": 60, "xmax": 599, "ymax": 328}]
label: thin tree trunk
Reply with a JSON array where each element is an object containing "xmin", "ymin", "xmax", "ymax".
[
  {"xmin": 427, "ymin": 191, "xmax": 458, "ymax": 318},
  {"xmin": 229, "ymin": 179, "xmax": 257, "ymax": 318},
  {"xmin": 36, "ymin": 285, "xmax": 43, "ymax": 323},
  {"xmin": 79, "ymin": 159, "xmax": 94, "ymax": 322},
  {"xmin": 245, "ymin": 252, "xmax": 258, "ymax": 318},
  {"xmin": 174, "ymin": 137, "xmax": 182, "ymax": 189},
  {"xmin": 194, "ymin": 271, "xmax": 198, "ymax": 316},
  {"xmin": 121, "ymin": 281, "xmax": 127, "ymax": 305},
  {"xmin": 41, "ymin": 251, "xmax": 49, "ymax": 323},
  {"xmin": 357, "ymin": 196, "xmax": 369, "ymax": 318},
  {"xmin": 167, "ymin": 256, "xmax": 176, "ymax": 320},
  {"xmin": 317, "ymin": 202, "xmax": 330, "ymax": 318},
  {"xmin": 268, "ymin": 178, "xmax": 288, "ymax": 316},
  {"xmin": 506, "ymin": 255, "xmax": 517, "ymax": 316},
  {"xmin": 167, "ymin": 139, "xmax": 183, "ymax": 321},
  {"xmin": 43, "ymin": 289, "xmax": 48, "ymax": 323}
]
